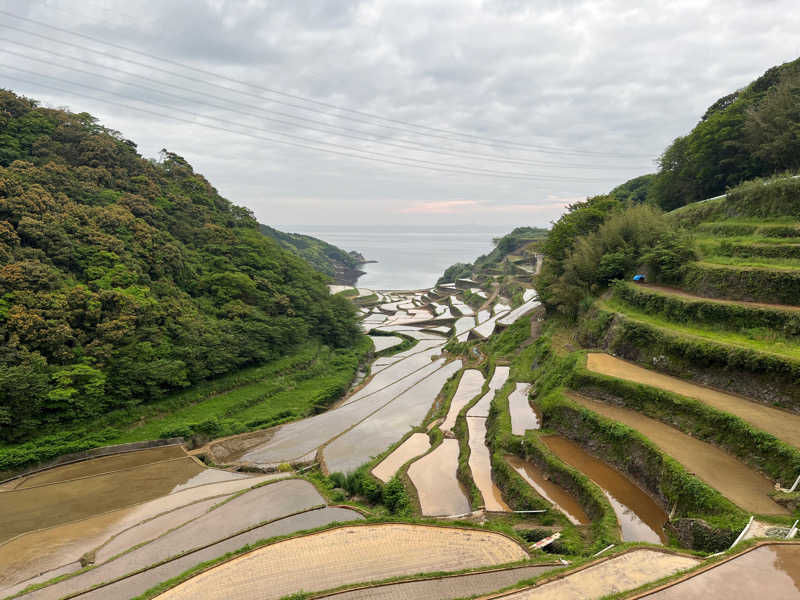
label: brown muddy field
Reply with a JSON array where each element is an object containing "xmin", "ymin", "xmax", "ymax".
[
  {"xmin": 441, "ymin": 369, "xmax": 485, "ymax": 431},
  {"xmin": 643, "ymin": 544, "xmax": 800, "ymax": 600},
  {"xmin": 371, "ymin": 433, "xmax": 431, "ymax": 482},
  {"xmin": 508, "ymin": 383, "xmax": 539, "ymax": 435},
  {"xmin": 4, "ymin": 445, "xmax": 187, "ymax": 490},
  {"xmin": 567, "ymin": 392, "xmax": 788, "ymax": 515},
  {"xmin": 0, "ymin": 456, "xmax": 211, "ymax": 544},
  {"xmin": 408, "ymin": 439, "xmax": 471, "ymax": 516},
  {"xmin": 467, "ymin": 417, "xmax": 510, "ymax": 512},
  {"xmin": 586, "ymin": 353, "xmax": 800, "ymax": 448},
  {"xmin": 542, "ymin": 436, "xmax": 667, "ymax": 544},
  {"xmin": 156, "ymin": 524, "xmax": 530, "ymax": 600},
  {"xmin": 490, "ymin": 549, "xmax": 699, "ymax": 600},
  {"xmin": 505, "ymin": 455, "xmax": 589, "ymax": 525}
]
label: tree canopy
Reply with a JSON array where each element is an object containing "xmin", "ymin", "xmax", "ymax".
[{"xmin": 0, "ymin": 90, "xmax": 360, "ymax": 442}]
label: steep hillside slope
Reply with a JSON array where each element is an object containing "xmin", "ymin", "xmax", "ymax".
[{"xmin": 0, "ymin": 90, "xmax": 360, "ymax": 442}]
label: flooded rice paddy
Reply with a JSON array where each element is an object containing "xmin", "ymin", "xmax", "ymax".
[
  {"xmin": 0, "ymin": 455, "xmax": 232, "ymax": 544},
  {"xmin": 508, "ymin": 383, "xmax": 539, "ymax": 435},
  {"xmin": 369, "ymin": 335, "xmax": 403, "ymax": 352},
  {"xmin": 40, "ymin": 508, "xmax": 364, "ymax": 600},
  {"xmin": 643, "ymin": 544, "xmax": 800, "ymax": 599},
  {"xmin": 467, "ymin": 366, "xmax": 510, "ymax": 418},
  {"xmin": 586, "ymin": 353, "xmax": 800, "ymax": 448},
  {"xmin": 324, "ymin": 360, "xmax": 462, "ymax": 473},
  {"xmin": 17, "ymin": 479, "xmax": 328, "ymax": 600},
  {"xmin": 371, "ymin": 433, "xmax": 431, "ymax": 482},
  {"xmin": 498, "ymin": 549, "xmax": 699, "ymax": 600},
  {"xmin": 467, "ymin": 417, "xmax": 510, "ymax": 512},
  {"xmin": 315, "ymin": 564, "xmax": 559, "ymax": 600},
  {"xmin": 567, "ymin": 392, "xmax": 788, "ymax": 515},
  {"xmin": 441, "ymin": 369, "xmax": 485, "ymax": 431},
  {"xmin": 497, "ymin": 298, "xmax": 541, "ymax": 327},
  {"xmin": 505, "ymin": 455, "xmax": 589, "ymax": 525},
  {"xmin": 542, "ymin": 436, "xmax": 667, "ymax": 543},
  {"xmin": 4, "ymin": 445, "xmax": 187, "ymax": 490},
  {"xmin": 408, "ymin": 439, "xmax": 471, "ymax": 516},
  {"xmin": 156, "ymin": 524, "xmax": 529, "ymax": 600}
]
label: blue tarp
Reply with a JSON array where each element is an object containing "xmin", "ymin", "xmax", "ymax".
[{"xmin": 633, "ymin": 274, "xmax": 646, "ymax": 282}]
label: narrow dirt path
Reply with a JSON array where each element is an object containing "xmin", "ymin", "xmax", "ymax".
[
  {"xmin": 639, "ymin": 284, "xmax": 800, "ymax": 313},
  {"xmin": 586, "ymin": 353, "xmax": 800, "ymax": 448},
  {"xmin": 565, "ymin": 392, "xmax": 787, "ymax": 515}
]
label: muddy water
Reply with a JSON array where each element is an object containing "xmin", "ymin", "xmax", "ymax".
[
  {"xmin": 505, "ymin": 455, "xmax": 589, "ymax": 525},
  {"xmin": 238, "ymin": 354, "xmax": 444, "ymax": 465},
  {"xmin": 21, "ymin": 480, "xmax": 325, "ymax": 600},
  {"xmin": 542, "ymin": 436, "xmax": 667, "ymax": 544},
  {"xmin": 441, "ymin": 370, "xmax": 486, "ymax": 431},
  {"xmin": 0, "ymin": 456, "xmax": 210, "ymax": 544},
  {"xmin": 5, "ymin": 445, "xmax": 187, "ymax": 490},
  {"xmin": 467, "ymin": 367, "xmax": 510, "ymax": 418},
  {"xmin": 568, "ymin": 392, "xmax": 788, "ymax": 515},
  {"xmin": 646, "ymin": 544, "xmax": 800, "ymax": 599},
  {"xmin": 586, "ymin": 353, "xmax": 800, "ymax": 448},
  {"xmin": 371, "ymin": 433, "xmax": 431, "ymax": 483},
  {"xmin": 508, "ymin": 383, "xmax": 539, "ymax": 435},
  {"xmin": 467, "ymin": 417, "xmax": 510, "ymax": 512},
  {"xmin": 324, "ymin": 361, "xmax": 462, "ymax": 474},
  {"xmin": 0, "ymin": 475, "xmax": 274, "ymax": 594},
  {"xmin": 408, "ymin": 440, "xmax": 471, "ymax": 516}
]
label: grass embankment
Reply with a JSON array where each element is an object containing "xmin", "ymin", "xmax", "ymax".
[
  {"xmin": 0, "ymin": 338, "xmax": 372, "ymax": 477},
  {"xmin": 580, "ymin": 303, "xmax": 800, "ymax": 412}
]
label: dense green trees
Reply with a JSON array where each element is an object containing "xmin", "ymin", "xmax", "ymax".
[
  {"xmin": 0, "ymin": 90, "xmax": 360, "ymax": 442},
  {"xmin": 648, "ymin": 57, "xmax": 800, "ymax": 210}
]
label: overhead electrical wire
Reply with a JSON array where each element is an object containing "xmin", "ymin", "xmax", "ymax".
[
  {"xmin": 0, "ymin": 8, "xmax": 648, "ymax": 159},
  {"xmin": 0, "ymin": 40, "xmax": 648, "ymax": 172},
  {"xmin": 0, "ymin": 69, "xmax": 623, "ymax": 183}
]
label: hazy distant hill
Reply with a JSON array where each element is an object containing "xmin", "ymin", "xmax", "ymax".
[{"xmin": 259, "ymin": 224, "xmax": 367, "ymax": 285}]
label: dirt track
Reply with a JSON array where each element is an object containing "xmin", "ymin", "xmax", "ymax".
[{"xmin": 586, "ymin": 353, "xmax": 800, "ymax": 448}]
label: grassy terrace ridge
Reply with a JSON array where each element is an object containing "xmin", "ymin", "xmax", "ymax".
[
  {"xmin": 600, "ymin": 295, "xmax": 800, "ymax": 360},
  {"xmin": 700, "ymin": 255, "xmax": 800, "ymax": 269},
  {"xmin": 682, "ymin": 261, "xmax": 800, "ymax": 305}
]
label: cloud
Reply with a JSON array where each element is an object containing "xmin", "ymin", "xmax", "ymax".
[{"xmin": 0, "ymin": 0, "xmax": 797, "ymax": 227}]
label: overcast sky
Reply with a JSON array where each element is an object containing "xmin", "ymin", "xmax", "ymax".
[{"xmin": 1, "ymin": 0, "xmax": 798, "ymax": 229}]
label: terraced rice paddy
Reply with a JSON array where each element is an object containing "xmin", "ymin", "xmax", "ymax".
[
  {"xmin": 586, "ymin": 353, "xmax": 800, "ymax": 447},
  {"xmin": 567, "ymin": 392, "xmax": 788, "ymax": 515},
  {"xmin": 0, "ymin": 453, "xmax": 252, "ymax": 545},
  {"xmin": 642, "ymin": 544, "xmax": 800, "ymax": 599},
  {"xmin": 371, "ymin": 433, "xmax": 431, "ymax": 482},
  {"xmin": 468, "ymin": 367, "xmax": 510, "ymax": 418},
  {"xmin": 505, "ymin": 455, "xmax": 589, "ymax": 525},
  {"xmin": 497, "ymin": 298, "xmax": 541, "ymax": 327},
  {"xmin": 156, "ymin": 524, "xmax": 529, "ymax": 600},
  {"xmin": 508, "ymin": 383, "xmax": 538, "ymax": 434},
  {"xmin": 489, "ymin": 550, "xmax": 699, "ymax": 599},
  {"xmin": 234, "ymin": 348, "xmax": 444, "ymax": 466},
  {"xmin": 467, "ymin": 417, "xmax": 511, "ymax": 511},
  {"xmin": 442, "ymin": 369, "xmax": 485, "ymax": 431},
  {"xmin": 15, "ymin": 480, "xmax": 334, "ymax": 600},
  {"xmin": 312, "ymin": 564, "xmax": 559, "ymax": 600},
  {"xmin": 408, "ymin": 440, "xmax": 471, "ymax": 516},
  {"xmin": 369, "ymin": 335, "xmax": 404, "ymax": 352},
  {"xmin": 542, "ymin": 436, "xmax": 667, "ymax": 543},
  {"xmin": 473, "ymin": 310, "xmax": 510, "ymax": 338},
  {"xmin": 324, "ymin": 360, "xmax": 461, "ymax": 473}
]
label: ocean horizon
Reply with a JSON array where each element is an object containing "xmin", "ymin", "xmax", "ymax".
[{"xmin": 285, "ymin": 224, "xmax": 517, "ymax": 290}]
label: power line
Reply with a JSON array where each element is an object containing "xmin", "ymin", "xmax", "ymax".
[
  {"xmin": 0, "ymin": 9, "xmax": 648, "ymax": 159},
  {"xmin": 0, "ymin": 70, "xmax": 618, "ymax": 183},
  {"xmin": 2, "ymin": 63, "xmax": 622, "ymax": 182},
  {"xmin": 1, "ymin": 40, "xmax": 649, "ymax": 172}
]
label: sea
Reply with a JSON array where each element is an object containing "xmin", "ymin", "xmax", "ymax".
[{"xmin": 287, "ymin": 225, "xmax": 513, "ymax": 290}]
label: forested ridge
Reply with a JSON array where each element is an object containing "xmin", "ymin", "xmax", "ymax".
[{"xmin": 0, "ymin": 89, "xmax": 360, "ymax": 442}]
